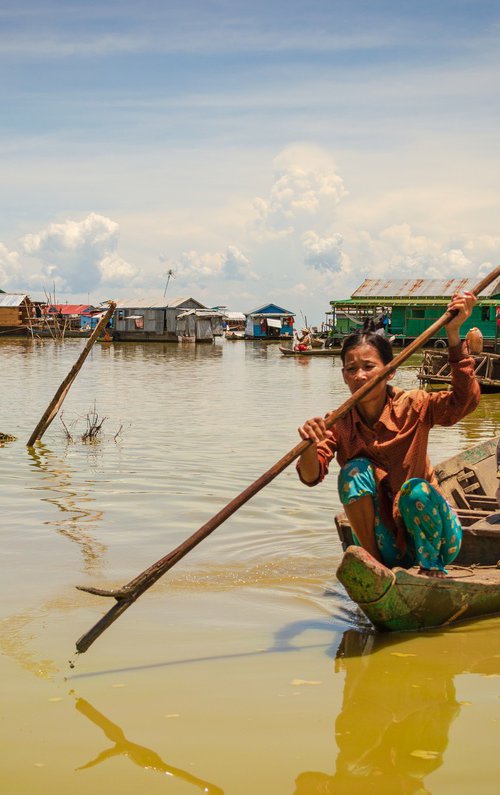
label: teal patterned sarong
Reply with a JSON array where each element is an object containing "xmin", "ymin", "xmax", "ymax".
[{"xmin": 338, "ymin": 457, "xmax": 462, "ymax": 572}]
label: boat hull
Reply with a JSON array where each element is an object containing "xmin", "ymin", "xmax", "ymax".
[
  {"xmin": 337, "ymin": 545, "xmax": 500, "ymax": 631},
  {"xmin": 279, "ymin": 345, "xmax": 341, "ymax": 356}
]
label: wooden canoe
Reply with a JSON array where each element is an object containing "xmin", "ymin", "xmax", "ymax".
[
  {"xmin": 335, "ymin": 437, "xmax": 500, "ymax": 631},
  {"xmin": 279, "ymin": 345, "xmax": 341, "ymax": 356}
]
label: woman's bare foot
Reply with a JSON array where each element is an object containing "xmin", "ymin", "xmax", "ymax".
[{"xmin": 418, "ymin": 567, "xmax": 446, "ymax": 579}]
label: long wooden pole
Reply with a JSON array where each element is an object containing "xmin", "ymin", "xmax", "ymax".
[
  {"xmin": 27, "ymin": 302, "xmax": 116, "ymax": 447},
  {"xmin": 75, "ymin": 268, "xmax": 500, "ymax": 653}
]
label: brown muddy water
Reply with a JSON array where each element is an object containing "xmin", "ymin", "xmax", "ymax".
[{"xmin": 1, "ymin": 337, "xmax": 499, "ymax": 794}]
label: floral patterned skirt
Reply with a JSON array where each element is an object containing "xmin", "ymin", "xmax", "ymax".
[{"xmin": 338, "ymin": 457, "xmax": 462, "ymax": 573}]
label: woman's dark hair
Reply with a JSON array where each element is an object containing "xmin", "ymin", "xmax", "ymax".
[{"xmin": 341, "ymin": 318, "xmax": 394, "ymax": 365}]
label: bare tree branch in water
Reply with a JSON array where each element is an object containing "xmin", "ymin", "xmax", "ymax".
[{"xmin": 59, "ymin": 404, "xmax": 124, "ymax": 444}]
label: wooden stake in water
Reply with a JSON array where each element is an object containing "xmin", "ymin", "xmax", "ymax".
[
  {"xmin": 75, "ymin": 268, "xmax": 500, "ymax": 654},
  {"xmin": 27, "ymin": 302, "xmax": 116, "ymax": 447}
]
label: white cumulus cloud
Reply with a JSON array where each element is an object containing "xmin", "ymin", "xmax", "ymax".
[
  {"xmin": 169, "ymin": 245, "xmax": 255, "ymax": 283},
  {"xmin": 302, "ymin": 230, "xmax": 350, "ymax": 274},
  {"xmin": 0, "ymin": 243, "xmax": 21, "ymax": 287},
  {"xmin": 349, "ymin": 223, "xmax": 498, "ymax": 285},
  {"xmin": 99, "ymin": 253, "xmax": 140, "ymax": 286},
  {"xmin": 20, "ymin": 213, "xmax": 139, "ymax": 292},
  {"xmin": 171, "ymin": 250, "xmax": 225, "ymax": 281},
  {"xmin": 254, "ymin": 143, "xmax": 347, "ymax": 238},
  {"xmin": 222, "ymin": 246, "xmax": 256, "ymax": 280}
]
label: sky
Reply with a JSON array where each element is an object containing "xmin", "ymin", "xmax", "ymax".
[{"xmin": 0, "ymin": 0, "xmax": 499, "ymax": 322}]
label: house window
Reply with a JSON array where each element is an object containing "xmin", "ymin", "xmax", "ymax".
[
  {"xmin": 134, "ymin": 316, "xmax": 144, "ymax": 329},
  {"xmin": 481, "ymin": 306, "xmax": 491, "ymax": 322},
  {"xmin": 410, "ymin": 308, "xmax": 425, "ymax": 318},
  {"xmin": 118, "ymin": 310, "xmax": 125, "ymax": 321}
]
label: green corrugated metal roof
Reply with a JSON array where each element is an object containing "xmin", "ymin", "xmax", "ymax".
[
  {"xmin": 351, "ymin": 277, "xmax": 500, "ymax": 299},
  {"xmin": 330, "ymin": 297, "xmax": 499, "ymax": 306}
]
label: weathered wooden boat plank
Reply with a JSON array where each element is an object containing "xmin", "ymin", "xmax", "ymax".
[
  {"xmin": 418, "ymin": 349, "xmax": 500, "ymax": 392},
  {"xmin": 337, "ymin": 545, "xmax": 500, "ymax": 632}
]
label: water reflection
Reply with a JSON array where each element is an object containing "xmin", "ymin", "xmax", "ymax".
[
  {"xmin": 457, "ymin": 393, "xmax": 500, "ymax": 446},
  {"xmin": 75, "ymin": 696, "xmax": 224, "ymax": 793},
  {"xmin": 0, "ymin": 446, "xmax": 107, "ymax": 678},
  {"xmin": 27, "ymin": 444, "xmax": 106, "ymax": 572},
  {"xmin": 245, "ymin": 340, "xmax": 272, "ymax": 360},
  {"xmin": 294, "ymin": 626, "xmax": 500, "ymax": 795},
  {"xmin": 108, "ymin": 340, "xmax": 224, "ymax": 365}
]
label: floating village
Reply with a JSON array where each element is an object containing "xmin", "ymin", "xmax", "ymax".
[{"xmin": 3, "ymin": 276, "xmax": 500, "ymax": 390}]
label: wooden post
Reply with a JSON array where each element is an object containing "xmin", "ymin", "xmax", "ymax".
[{"xmin": 27, "ymin": 302, "xmax": 116, "ymax": 447}]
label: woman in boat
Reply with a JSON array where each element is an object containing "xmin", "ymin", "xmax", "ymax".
[
  {"xmin": 297, "ymin": 292, "xmax": 480, "ymax": 579},
  {"xmin": 294, "ymin": 328, "xmax": 312, "ymax": 352}
]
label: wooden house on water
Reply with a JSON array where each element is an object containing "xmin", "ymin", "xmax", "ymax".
[
  {"xmin": 329, "ymin": 277, "xmax": 500, "ymax": 349},
  {"xmin": 176, "ymin": 307, "xmax": 225, "ymax": 342},
  {"xmin": 245, "ymin": 304, "xmax": 295, "ymax": 339},
  {"xmin": 112, "ymin": 296, "xmax": 224, "ymax": 342},
  {"xmin": 45, "ymin": 303, "xmax": 95, "ymax": 331},
  {"xmin": 80, "ymin": 307, "xmax": 108, "ymax": 330},
  {"xmin": 0, "ymin": 292, "xmax": 34, "ymax": 335},
  {"xmin": 223, "ymin": 311, "xmax": 246, "ymax": 331}
]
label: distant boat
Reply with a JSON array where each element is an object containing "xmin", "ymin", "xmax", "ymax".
[
  {"xmin": 335, "ymin": 437, "xmax": 500, "ymax": 631},
  {"xmin": 279, "ymin": 345, "xmax": 341, "ymax": 356}
]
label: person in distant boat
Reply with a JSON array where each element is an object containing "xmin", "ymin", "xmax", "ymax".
[
  {"xmin": 297, "ymin": 293, "xmax": 480, "ymax": 579},
  {"xmin": 294, "ymin": 328, "xmax": 311, "ymax": 352},
  {"xmin": 374, "ymin": 314, "xmax": 395, "ymax": 343},
  {"xmin": 377, "ymin": 309, "xmax": 389, "ymax": 330}
]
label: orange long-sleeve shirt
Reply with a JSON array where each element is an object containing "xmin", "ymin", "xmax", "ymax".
[{"xmin": 297, "ymin": 342, "xmax": 480, "ymax": 547}]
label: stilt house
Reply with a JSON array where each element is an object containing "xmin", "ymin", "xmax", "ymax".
[
  {"xmin": 113, "ymin": 296, "xmax": 224, "ymax": 342},
  {"xmin": 245, "ymin": 304, "xmax": 295, "ymax": 339},
  {"xmin": 0, "ymin": 293, "xmax": 34, "ymax": 334},
  {"xmin": 329, "ymin": 277, "xmax": 500, "ymax": 348}
]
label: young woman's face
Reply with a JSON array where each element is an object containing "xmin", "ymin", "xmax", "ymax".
[{"xmin": 342, "ymin": 342, "xmax": 391, "ymax": 395}]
